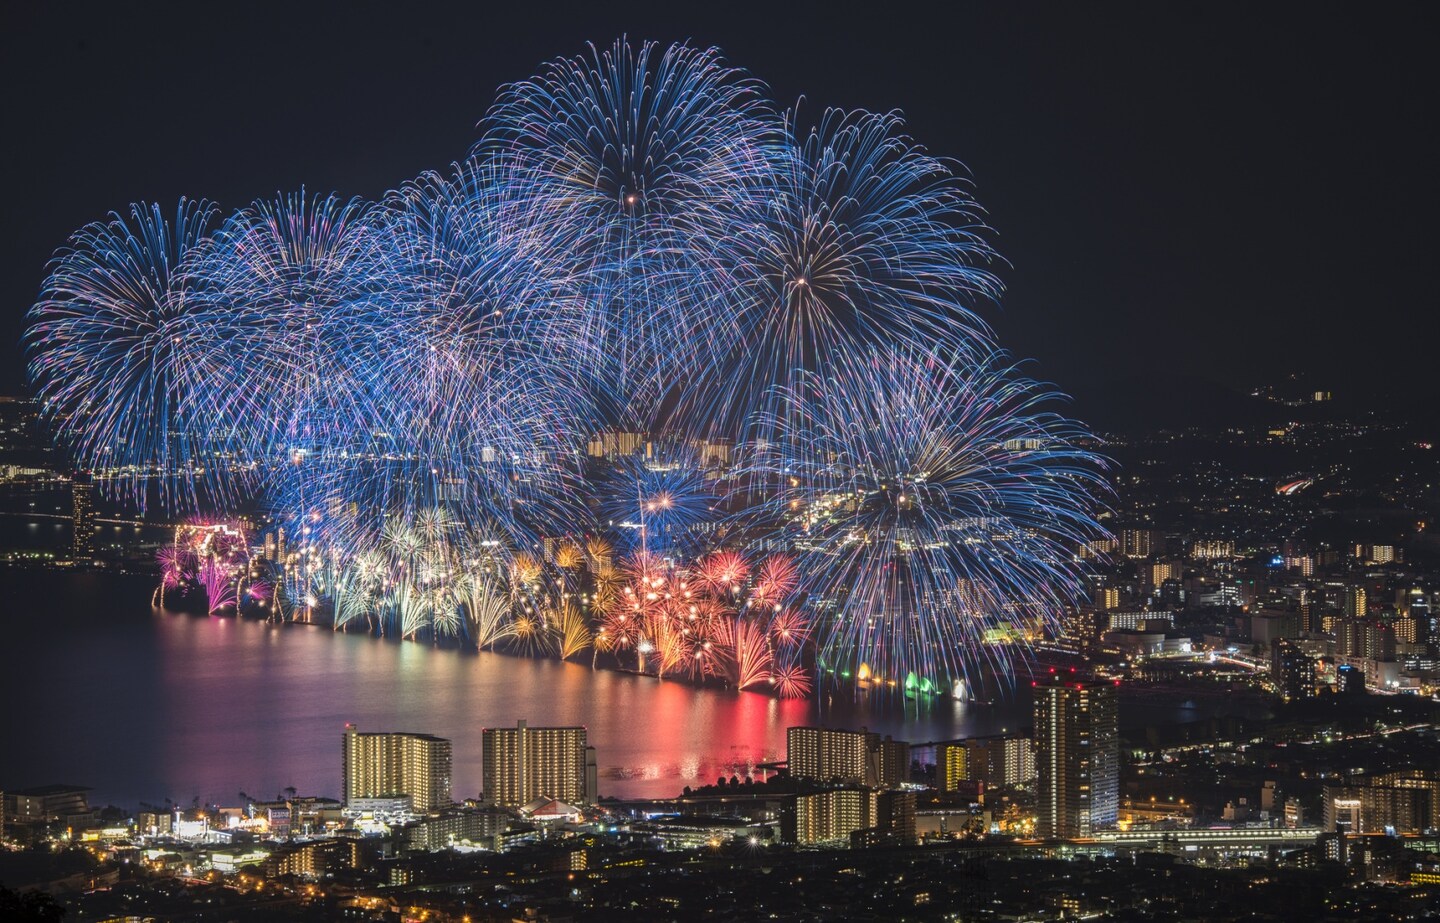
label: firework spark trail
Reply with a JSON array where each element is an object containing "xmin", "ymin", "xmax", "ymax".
[
  {"xmin": 458, "ymin": 574, "xmax": 516, "ymax": 650},
  {"xmin": 554, "ymin": 601, "xmax": 593, "ymax": 661},
  {"xmin": 197, "ymin": 557, "xmax": 239, "ymax": 615},
  {"xmin": 725, "ymin": 617, "xmax": 774, "ymax": 690}
]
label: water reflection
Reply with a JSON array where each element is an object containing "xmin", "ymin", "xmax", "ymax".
[{"xmin": 5, "ymin": 571, "xmax": 1041, "ymax": 806}]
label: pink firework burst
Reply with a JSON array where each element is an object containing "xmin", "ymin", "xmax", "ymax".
[
  {"xmin": 697, "ymin": 550, "xmax": 749, "ymax": 596},
  {"xmin": 752, "ymin": 554, "xmax": 798, "ymax": 606},
  {"xmin": 772, "ymin": 661, "xmax": 813, "ymax": 699}
]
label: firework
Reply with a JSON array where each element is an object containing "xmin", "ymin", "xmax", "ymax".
[
  {"xmin": 153, "ymin": 521, "xmax": 251, "ymax": 615},
  {"xmin": 725, "ymin": 617, "xmax": 774, "ymax": 690},
  {"xmin": 479, "ymin": 38, "xmax": 776, "ymax": 414},
  {"xmin": 684, "ymin": 107, "xmax": 1000, "ymax": 440},
  {"xmin": 554, "ymin": 542, "xmax": 585, "ymax": 570},
  {"xmin": 358, "ymin": 163, "xmax": 594, "ymax": 541},
  {"xmin": 771, "ymin": 660, "xmax": 813, "ymax": 699},
  {"xmin": 26, "ymin": 199, "xmax": 227, "ymax": 510},
  {"xmin": 696, "ymin": 550, "xmax": 749, "ymax": 597},
  {"xmin": 457, "ymin": 574, "xmax": 516, "ymax": 650},
  {"xmin": 554, "ymin": 601, "xmax": 593, "ymax": 661},
  {"xmin": 752, "ymin": 554, "xmax": 798, "ymax": 608},
  {"xmin": 183, "ymin": 191, "xmax": 389, "ymax": 473},
  {"xmin": 26, "ymin": 39, "xmax": 1109, "ymax": 703},
  {"xmin": 601, "ymin": 447, "xmax": 718, "ymax": 556},
  {"xmin": 752, "ymin": 348, "xmax": 1109, "ymax": 689},
  {"xmin": 197, "ymin": 558, "xmax": 239, "ymax": 615}
]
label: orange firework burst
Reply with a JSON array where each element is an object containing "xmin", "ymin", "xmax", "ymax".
[
  {"xmin": 511, "ymin": 553, "xmax": 542, "ymax": 586},
  {"xmin": 584, "ymin": 536, "xmax": 613, "ymax": 571},
  {"xmin": 592, "ymin": 547, "xmax": 813, "ymax": 694},
  {"xmin": 647, "ymin": 615, "xmax": 694, "ymax": 678},
  {"xmin": 554, "ymin": 542, "xmax": 584, "ymax": 570}
]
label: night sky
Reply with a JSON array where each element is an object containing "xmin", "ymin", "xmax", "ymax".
[{"xmin": 3, "ymin": 2, "xmax": 1432, "ymax": 427}]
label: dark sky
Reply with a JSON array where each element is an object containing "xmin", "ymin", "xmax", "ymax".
[{"xmin": 2, "ymin": 2, "xmax": 1433, "ymax": 425}]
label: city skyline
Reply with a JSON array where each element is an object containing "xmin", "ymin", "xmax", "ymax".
[{"xmin": 2, "ymin": 6, "xmax": 1437, "ymax": 920}]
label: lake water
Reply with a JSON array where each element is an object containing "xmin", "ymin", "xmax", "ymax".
[{"xmin": 0, "ymin": 569, "xmax": 1235, "ymax": 808}]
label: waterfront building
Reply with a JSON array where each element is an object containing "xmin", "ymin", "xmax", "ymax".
[
  {"xmin": 938, "ymin": 735, "xmax": 1035, "ymax": 790},
  {"xmin": 481, "ymin": 720, "xmax": 596, "ymax": 807},
  {"xmin": 788, "ymin": 727, "xmax": 869, "ymax": 785},
  {"xmin": 343, "ymin": 725, "xmax": 453, "ymax": 812},
  {"xmin": 785, "ymin": 789, "xmax": 876, "ymax": 846},
  {"xmin": 782, "ymin": 789, "xmax": 917, "ymax": 846},
  {"xmin": 787, "ymin": 727, "xmax": 909, "ymax": 788},
  {"xmin": 869, "ymin": 735, "xmax": 911, "ymax": 788},
  {"xmin": 400, "ymin": 807, "xmax": 510, "ymax": 851}
]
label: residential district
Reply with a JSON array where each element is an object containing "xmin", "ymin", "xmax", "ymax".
[{"xmin": 3, "ymin": 383, "xmax": 1439, "ymax": 920}]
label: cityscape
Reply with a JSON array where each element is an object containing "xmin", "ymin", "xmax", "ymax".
[{"xmin": 2, "ymin": 5, "xmax": 1436, "ymax": 923}]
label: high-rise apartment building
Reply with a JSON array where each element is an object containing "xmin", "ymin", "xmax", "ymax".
[
  {"xmin": 1393, "ymin": 614, "xmax": 1422, "ymax": 645},
  {"xmin": 1344, "ymin": 587, "xmax": 1368, "ymax": 618},
  {"xmin": 1191, "ymin": 539, "xmax": 1235, "ymax": 560},
  {"xmin": 343, "ymin": 726, "xmax": 453, "ymax": 812},
  {"xmin": 586, "ymin": 431, "xmax": 647, "ymax": 458},
  {"xmin": 1119, "ymin": 529, "xmax": 1156, "ymax": 559},
  {"xmin": 938, "ymin": 744, "xmax": 969, "ymax": 791},
  {"xmin": 1271, "ymin": 639, "xmax": 1316, "ymax": 702},
  {"xmin": 1077, "ymin": 538, "xmax": 1117, "ymax": 560},
  {"xmin": 787, "ymin": 727, "xmax": 870, "ymax": 785},
  {"xmin": 72, "ymin": 475, "xmax": 95, "ymax": 558},
  {"xmin": 1034, "ymin": 674, "xmax": 1119, "ymax": 838},
  {"xmin": 781, "ymin": 789, "xmax": 917, "ymax": 847},
  {"xmin": 1323, "ymin": 770, "xmax": 1439, "ymax": 835},
  {"xmin": 787, "ymin": 727, "xmax": 909, "ymax": 788},
  {"xmin": 937, "ymin": 735, "xmax": 1035, "ymax": 791},
  {"xmin": 785, "ymin": 788, "xmax": 876, "ymax": 845},
  {"xmin": 1002, "ymin": 736, "xmax": 1037, "ymax": 786},
  {"xmin": 1149, "ymin": 560, "xmax": 1181, "ymax": 585},
  {"xmin": 869, "ymin": 735, "xmax": 911, "ymax": 788},
  {"xmin": 481, "ymin": 720, "xmax": 596, "ymax": 807}
]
